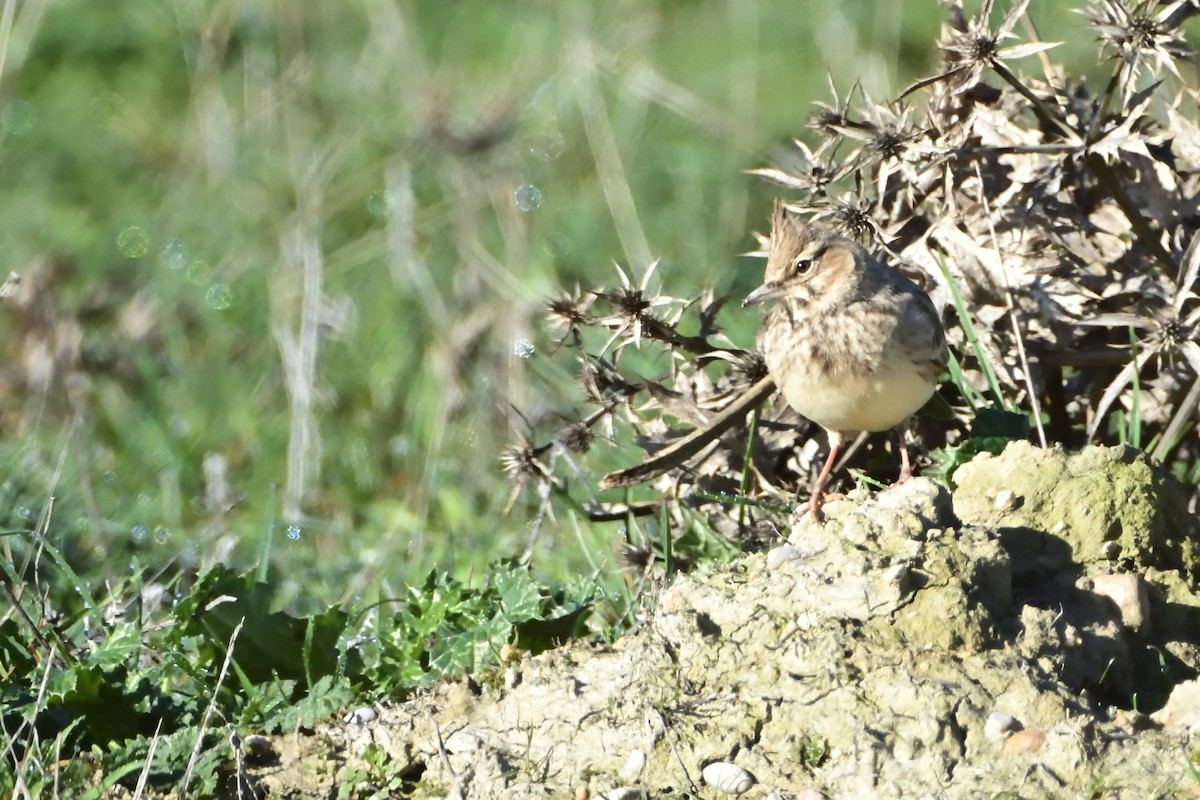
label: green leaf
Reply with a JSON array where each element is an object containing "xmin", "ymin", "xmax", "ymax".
[
  {"xmin": 494, "ymin": 568, "xmax": 543, "ymax": 622},
  {"xmin": 176, "ymin": 565, "xmax": 352, "ymax": 686},
  {"xmin": 427, "ymin": 612, "xmax": 511, "ymax": 677}
]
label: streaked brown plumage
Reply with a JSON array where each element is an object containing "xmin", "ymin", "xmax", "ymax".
[{"xmin": 744, "ymin": 201, "xmax": 948, "ymax": 521}]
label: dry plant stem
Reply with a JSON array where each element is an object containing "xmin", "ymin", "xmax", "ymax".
[
  {"xmin": 386, "ymin": 161, "xmax": 447, "ymax": 322},
  {"xmin": 0, "ymin": 572, "xmax": 71, "ymax": 668},
  {"xmin": 24, "ymin": 423, "xmax": 72, "ymax": 584},
  {"xmin": 974, "ymin": 163, "xmax": 1047, "ymax": 447},
  {"xmin": 1154, "ymin": 376, "xmax": 1200, "ymax": 462},
  {"xmin": 584, "ymin": 500, "xmax": 660, "ymax": 522},
  {"xmin": 599, "ymin": 375, "xmax": 776, "ymax": 488},
  {"xmin": 991, "ymin": 61, "xmax": 1074, "ymax": 140},
  {"xmin": 571, "ymin": 35, "xmax": 653, "ymax": 271},
  {"xmin": 0, "ymin": 0, "xmax": 17, "ymax": 87},
  {"xmin": 132, "ymin": 719, "xmax": 164, "ymax": 800},
  {"xmin": 275, "ymin": 223, "xmax": 325, "ymax": 525},
  {"xmin": 181, "ymin": 617, "xmax": 244, "ymax": 798},
  {"xmin": 7, "ymin": 643, "xmax": 58, "ymax": 796}
]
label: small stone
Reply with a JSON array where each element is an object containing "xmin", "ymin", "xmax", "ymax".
[
  {"xmin": 993, "ymin": 489, "xmax": 1018, "ymax": 510},
  {"xmin": 344, "ymin": 706, "xmax": 377, "ymax": 725},
  {"xmin": 1151, "ymin": 678, "xmax": 1200, "ymax": 733},
  {"xmin": 766, "ymin": 544, "xmax": 802, "ymax": 569},
  {"xmin": 1091, "ymin": 573, "xmax": 1150, "ymax": 633},
  {"xmin": 984, "ymin": 711, "xmax": 1021, "ymax": 741},
  {"xmin": 882, "ymin": 563, "xmax": 910, "ymax": 586},
  {"xmin": 701, "ymin": 762, "xmax": 755, "ymax": 795},
  {"xmin": 619, "ymin": 750, "xmax": 646, "ymax": 781},
  {"xmin": 1002, "ymin": 728, "xmax": 1046, "ymax": 754}
]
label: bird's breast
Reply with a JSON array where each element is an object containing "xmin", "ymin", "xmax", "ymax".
[{"xmin": 759, "ymin": 304, "xmax": 935, "ymax": 433}]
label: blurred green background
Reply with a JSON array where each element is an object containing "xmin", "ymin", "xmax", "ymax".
[{"xmin": 0, "ymin": 1, "xmax": 1091, "ymax": 607}]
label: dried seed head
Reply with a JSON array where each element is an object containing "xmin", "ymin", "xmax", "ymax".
[
  {"xmin": 861, "ymin": 116, "xmax": 918, "ymax": 162},
  {"xmin": 1087, "ymin": 0, "xmax": 1192, "ymax": 85},
  {"xmin": 943, "ymin": 19, "xmax": 1001, "ymax": 72},
  {"xmin": 808, "ymin": 104, "xmax": 847, "ymax": 134},
  {"xmin": 500, "ymin": 442, "xmax": 549, "ymax": 483},
  {"xmin": 559, "ymin": 422, "xmax": 595, "ymax": 454},
  {"xmin": 828, "ymin": 205, "xmax": 878, "ymax": 242},
  {"xmin": 547, "ymin": 292, "xmax": 596, "ymax": 330},
  {"xmin": 604, "ymin": 286, "xmax": 652, "ymax": 319},
  {"xmin": 1156, "ymin": 316, "xmax": 1188, "ymax": 347},
  {"xmin": 730, "ymin": 351, "xmax": 770, "ymax": 386},
  {"xmin": 619, "ymin": 543, "xmax": 652, "ymax": 571}
]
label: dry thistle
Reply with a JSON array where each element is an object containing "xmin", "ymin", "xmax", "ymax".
[
  {"xmin": 1086, "ymin": 0, "xmax": 1194, "ymax": 93},
  {"xmin": 510, "ymin": 0, "xmax": 1200, "ymax": 536},
  {"xmin": 500, "ymin": 441, "xmax": 551, "ymax": 485},
  {"xmin": 547, "ymin": 290, "xmax": 598, "ymax": 332}
]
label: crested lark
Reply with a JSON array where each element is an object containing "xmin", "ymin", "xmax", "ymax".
[{"xmin": 744, "ymin": 202, "xmax": 948, "ymax": 521}]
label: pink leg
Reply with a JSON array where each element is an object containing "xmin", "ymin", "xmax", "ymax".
[
  {"xmin": 806, "ymin": 432, "xmax": 842, "ymax": 523},
  {"xmin": 897, "ymin": 429, "xmax": 914, "ymax": 483},
  {"xmin": 897, "ymin": 438, "xmax": 912, "ymax": 482}
]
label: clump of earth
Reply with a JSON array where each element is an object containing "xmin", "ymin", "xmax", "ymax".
[{"xmin": 252, "ymin": 443, "xmax": 1200, "ymax": 799}]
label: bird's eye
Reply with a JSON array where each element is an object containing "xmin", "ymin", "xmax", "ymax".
[{"xmin": 794, "ymin": 257, "xmax": 813, "ymax": 275}]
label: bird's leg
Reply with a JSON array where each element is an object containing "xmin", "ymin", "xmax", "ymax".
[
  {"xmin": 898, "ymin": 436, "xmax": 913, "ymax": 482},
  {"xmin": 806, "ymin": 432, "xmax": 842, "ymax": 523},
  {"xmin": 896, "ymin": 427, "xmax": 914, "ymax": 483}
]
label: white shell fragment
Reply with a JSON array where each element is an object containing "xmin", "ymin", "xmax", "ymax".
[
  {"xmin": 984, "ymin": 711, "xmax": 1020, "ymax": 741},
  {"xmin": 993, "ymin": 489, "xmax": 1018, "ymax": 510},
  {"xmin": 766, "ymin": 544, "xmax": 802, "ymax": 569},
  {"xmin": 344, "ymin": 706, "xmax": 377, "ymax": 725},
  {"xmin": 620, "ymin": 750, "xmax": 647, "ymax": 781},
  {"xmin": 701, "ymin": 762, "xmax": 755, "ymax": 795}
]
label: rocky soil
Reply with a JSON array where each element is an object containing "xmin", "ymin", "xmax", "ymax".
[{"xmin": 249, "ymin": 443, "xmax": 1200, "ymax": 799}]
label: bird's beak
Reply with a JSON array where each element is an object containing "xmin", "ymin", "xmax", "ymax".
[{"xmin": 743, "ymin": 282, "xmax": 785, "ymax": 307}]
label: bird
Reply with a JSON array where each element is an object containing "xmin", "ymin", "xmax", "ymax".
[{"xmin": 743, "ymin": 202, "xmax": 948, "ymax": 521}]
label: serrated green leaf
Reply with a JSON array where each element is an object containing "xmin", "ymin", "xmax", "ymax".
[{"xmin": 494, "ymin": 568, "xmax": 543, "ymax": 622}]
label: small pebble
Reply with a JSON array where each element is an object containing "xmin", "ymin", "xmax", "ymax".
[
  {"xmin": 619, "ymin": 750, "xmax": 646, "ymax": 781},
  {"xmin": 882, "ymin": 563, "xmax": 909, "ymax": 586},
  {"xmin": 766, "ymin": 544, "xmax": 802, "ymax": 570},
  {"xmin": 701, "ymin": 762, "xmax": 755, "ymax": 795},
  {"xmin": 993, "ymin": 489, "xmax": 1018, "ymax": 510},
  {"xmin": 984, "ymin": 711, "xmax": 1020, "ymax": 742},
  {"xmin": 344, "ymin": 706, "xmax": 377, "ymax": 725},
  {"xmin": 1151, "ymin": 678, "xmax": 1200, "ymax": 733},
  {"xmin": 1092, "ymin": 573, "xmax": 1150, "ymax": 633},
  {"xmin": 1002, "ymin": 728, "xmax": 1046, "ymax": 754}
]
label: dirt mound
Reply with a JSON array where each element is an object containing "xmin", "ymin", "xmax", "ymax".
[{"xmin": 253, "ymin": 444, "xmax": 1200, "ymax": 799}]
